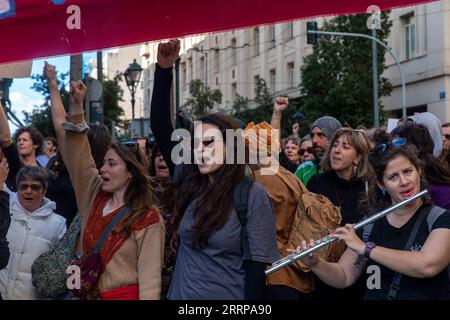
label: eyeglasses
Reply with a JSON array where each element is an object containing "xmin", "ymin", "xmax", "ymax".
[
  {"xmin": 19, "ymin": 183, "xmax": 43, "ymax": 191},
  {"xmin": 370, "ymin": 137, "xmax": 407, "ymax": 157},
  {"xmin": 299, "ymin": 147, "xmax": 313, "ymax": 156}
]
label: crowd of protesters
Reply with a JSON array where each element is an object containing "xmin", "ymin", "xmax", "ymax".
[{"xmin": 0, "ymin": 39, "xmax": 449, "ymax": 300}]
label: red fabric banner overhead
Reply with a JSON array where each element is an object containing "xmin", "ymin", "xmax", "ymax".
[{"xmin": 0, "ymin": 0, "xmax": 437, "ymax": 64}]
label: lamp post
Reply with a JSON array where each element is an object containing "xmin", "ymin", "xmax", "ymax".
[{"xmin": 123, "ymin": 59, "xmax": 143, "ymax": 122}]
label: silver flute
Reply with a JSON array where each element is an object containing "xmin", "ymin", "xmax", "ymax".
[{"xmin": 265, "ymin": 189, "xmax": 428, "ymax": 275}]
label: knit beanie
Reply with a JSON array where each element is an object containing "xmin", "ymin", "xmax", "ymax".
[{"xmin": 311, "ymin": 116, "xmax": 342, "ymax": 140}]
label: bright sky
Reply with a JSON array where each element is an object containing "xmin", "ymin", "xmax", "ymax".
[{"xmin": 8, "ymin": 52, "xmax": 96, "ymax": 132}]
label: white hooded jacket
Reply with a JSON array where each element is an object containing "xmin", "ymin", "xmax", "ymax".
[{"xmin": 0, "ymin": 192, "xmax": 66, "ymax": 300}]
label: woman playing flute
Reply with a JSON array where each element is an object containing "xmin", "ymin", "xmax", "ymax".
[{"xmin": 291, "ymin": 140, "xmax": 450, "ymax": 299}]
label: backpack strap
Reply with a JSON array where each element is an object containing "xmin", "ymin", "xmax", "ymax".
[
  {"xmin": 94, "ymin": 206, "xmax": 130, "ymax": 254},
  {"xmin": 234, "ymin": 176, "xmax": 253, "ymax": 259},
  {"xmin": 387, "ymin": 206, "xmax": 430, "ymax": 300},
  {"xmin": 426, "ymin": 206, "xmax": 447, "ymax": 233}
]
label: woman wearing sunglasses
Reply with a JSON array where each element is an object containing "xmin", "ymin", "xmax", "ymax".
[
  {"xmin": 47, "ymin": 71, "xmax": 165, "ymax": 300},
  {"xmin": 151, "ymin": 40, "xmax": 278, "ymax": 300},
  {"xmin": 299, "ymin": 136, "xmax": 314, "ymax": 164},
  {"xmin": 0, "ymin": 165, "xmax": 67, "ymax": 299},
  {"xmin": 292, "ymin": 141, "xmax": 450, "ymax": 300}
]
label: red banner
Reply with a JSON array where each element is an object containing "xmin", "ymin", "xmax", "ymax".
[{"xmin": 0, "ymin": 0, "xmax": 437, "ymax": 64}]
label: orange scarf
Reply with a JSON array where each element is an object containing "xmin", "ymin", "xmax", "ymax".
[{"xmin": 83, "ymin": 190, "xmax": 160, "ymax": 267}]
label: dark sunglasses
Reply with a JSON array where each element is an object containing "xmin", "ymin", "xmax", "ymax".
[
  {"xmin": 194, "ymin": 136, "xmax": 222, "ymax": 147},
  {"xmin": 19, "ymin": 183, "xmax": 43, "ymax": 191},
  {"xmin": 299, "ymin": 147, "xmax": 313, "ymax": 156},
  {"xmin": 370, "ymin": 137, "xmax": 407, "ymax": 157},
  {"xmin": 444, "ymin": 134, "xmax": 450, "ymax": 141}
]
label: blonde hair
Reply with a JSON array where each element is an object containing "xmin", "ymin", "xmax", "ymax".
[{"xmin": 320, "ymin": 128, "xmax": 371, "ymax": 180}]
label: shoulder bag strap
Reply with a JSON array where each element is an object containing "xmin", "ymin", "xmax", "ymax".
[
  {"xmin": 94, "ymin": 206, "xmax": 130, "ymax": 254},
  {"xmin": 387, "ymin": 205, "xmax": 430, "ymax": 300}
]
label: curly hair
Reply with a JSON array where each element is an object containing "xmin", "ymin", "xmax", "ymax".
[{"xmin": 14, "ymin": 126, "xmax": 44, "ymax": 152}]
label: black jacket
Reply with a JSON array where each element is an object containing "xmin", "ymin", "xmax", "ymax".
[{"xmin": 0, "ymin": 190, "xmax": 10, "ymax": 270}]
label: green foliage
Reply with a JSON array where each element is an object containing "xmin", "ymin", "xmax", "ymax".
[
  {"xmin": 27, "ymin": 70, "xmax": 125, "ymax": 138},
  {"xmin": 254, "ymin": 78, "xmax": 272, "ymax": 108},
  {"xmin": 232, "ymin": 94, "xmax": 250, "ymax": 115},
  {"xmin": 24, "ymin": 71, "xmax": 69, "ymax": 138},
  {"xmin": 184, "ymin": 79, "xmax": 222, "ymax": 119},
  {"xmin": 102, "ymin": 73, "xmax": 125, "ymax": 131},
  {"xmin": 300, "ymin": 12, "xmax": 393, "ymax": 128}
]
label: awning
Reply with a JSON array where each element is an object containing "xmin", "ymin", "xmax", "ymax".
[{"xmin": 0, "ymin": 0, "xmax": 437, "ymax": 64}]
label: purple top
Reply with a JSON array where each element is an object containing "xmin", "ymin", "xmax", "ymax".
[{"xmin": 428, "ymin": 184, "xmax": 450, "ymax": 209}]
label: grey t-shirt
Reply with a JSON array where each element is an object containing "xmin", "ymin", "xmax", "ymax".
[{"xmin": 167, "ymin": 181, "xmax": 279, "ymax": 300}]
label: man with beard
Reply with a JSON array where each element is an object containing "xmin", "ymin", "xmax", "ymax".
[{"xmin": 295, "ymin": 116, "xmax": 341, "ymax": 186}]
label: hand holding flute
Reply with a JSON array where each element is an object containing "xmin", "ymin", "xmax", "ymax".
[{"xmin": 287, "ymin": 224, "xmax": 366, "ymax": 266}]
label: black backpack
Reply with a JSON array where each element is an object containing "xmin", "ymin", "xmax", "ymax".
[{"xmin": 233, "ymin": 176, "xmax": 254, "ymax": 258}]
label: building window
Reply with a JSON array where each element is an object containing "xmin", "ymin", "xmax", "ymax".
[
  {"xmin": 404, "ymin": 14, "xmax": 416, "ymax": 60},
  {"xmin": 200, "ymin": 56, "xmax": 205, "ymax": 81},
  {"xmin": 232, "ymin": 69, "xmax": 235, "ymax": 79},
  {"xmin": 181, "ymin": 62, "xmax": 187, "ymax": 90},
  {"xmin": 188, "ymin": 57, "xmax": 193, "ymax": 81},
  {"xmin": 287, "ymin": 62, "xmax": 295, "ymax": 88},
  {"xmin": 254, "ymin": 75, "xmax": 260, "ymax": 98},
  {"xmin": 269, "ymin": 69, "xmax": 276, "ymax": 93},
  {"xmin": 231, "ymin": 38, "xmax": 237, "ymax": 65},
  {"xmin": 231, "ymin": 82, "xmax": 237, "ymax": 101},
  {"xmin": 270, "ymin": 25, "xmax": 276, "ymax": 48},
  {"xmin": 216, "ymin": 77, "xmax": 219, "ymax": 86},
  {"xmin": 253, "ymin": 28, "xmax": 260, "ymax": 56},
  {"xmin": 287, "ymin": 22, "xmax": 294, "ymax": 39},
  {"xmin": 214, "ymin": 49, "xmax": 219, "ymax": 74}
]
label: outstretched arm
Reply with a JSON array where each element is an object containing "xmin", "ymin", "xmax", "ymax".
[
  {"xmin": 0, "ymin": 101, "xmax": 12, "ymax": 149},
  {"xmin": 150, "ymin": 40, "xmax": 181, "ymax": 178},
  {"xmin": 270, "ymin": 97, "xmax": 288, "ymax": 142},
  {"xmin": 59, "ymin": 80, "xmax": 102, "ymax": 220},
  {"xmin": 44, "ymin": 62, "xmax": 67, "ymax": 159}
]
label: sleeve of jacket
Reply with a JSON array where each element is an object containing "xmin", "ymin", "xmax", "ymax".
[
  {"xmin": 150, "ymin": 64, "xmax": 177, "ymax": 178},
  {"xmin": 0, "ymin": 190, "xmax": 10, "ymax": 270},
  {"xmin": 135, "ymin": 213, "xmax": 165, "ymax": 300}
]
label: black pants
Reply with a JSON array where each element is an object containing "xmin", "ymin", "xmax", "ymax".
[{"xmin": 265, "ymin": 285, "xmax": 311, "ymax": 300}]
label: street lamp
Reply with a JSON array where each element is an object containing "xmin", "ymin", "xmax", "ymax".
[{"xmin": 123, "ymin": 59, "xmax": 143, "ymax": 121}]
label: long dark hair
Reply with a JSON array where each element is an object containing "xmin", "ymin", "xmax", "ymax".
[
  {"xmin": 392, "ymin": 123, "xmax": 450, "ymax": 186},
  {"xmin": 175, "ymin": 113, "xmax": 248, "ymax": 248},
  {"xmin": 88, "ymin": 123, "xmax": 112, "ymax": 170},
  {"xmin": 109, "ymin": 142, "xmax": 157, "ymax": 234},
  {"xmin": 149, "ymin": 143, "xmax": 176, "ymax": 215}
]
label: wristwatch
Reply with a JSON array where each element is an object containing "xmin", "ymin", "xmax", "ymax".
[{"xmin": 364, "ymin": 242, "xmax": 376, "ymax": 259}]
